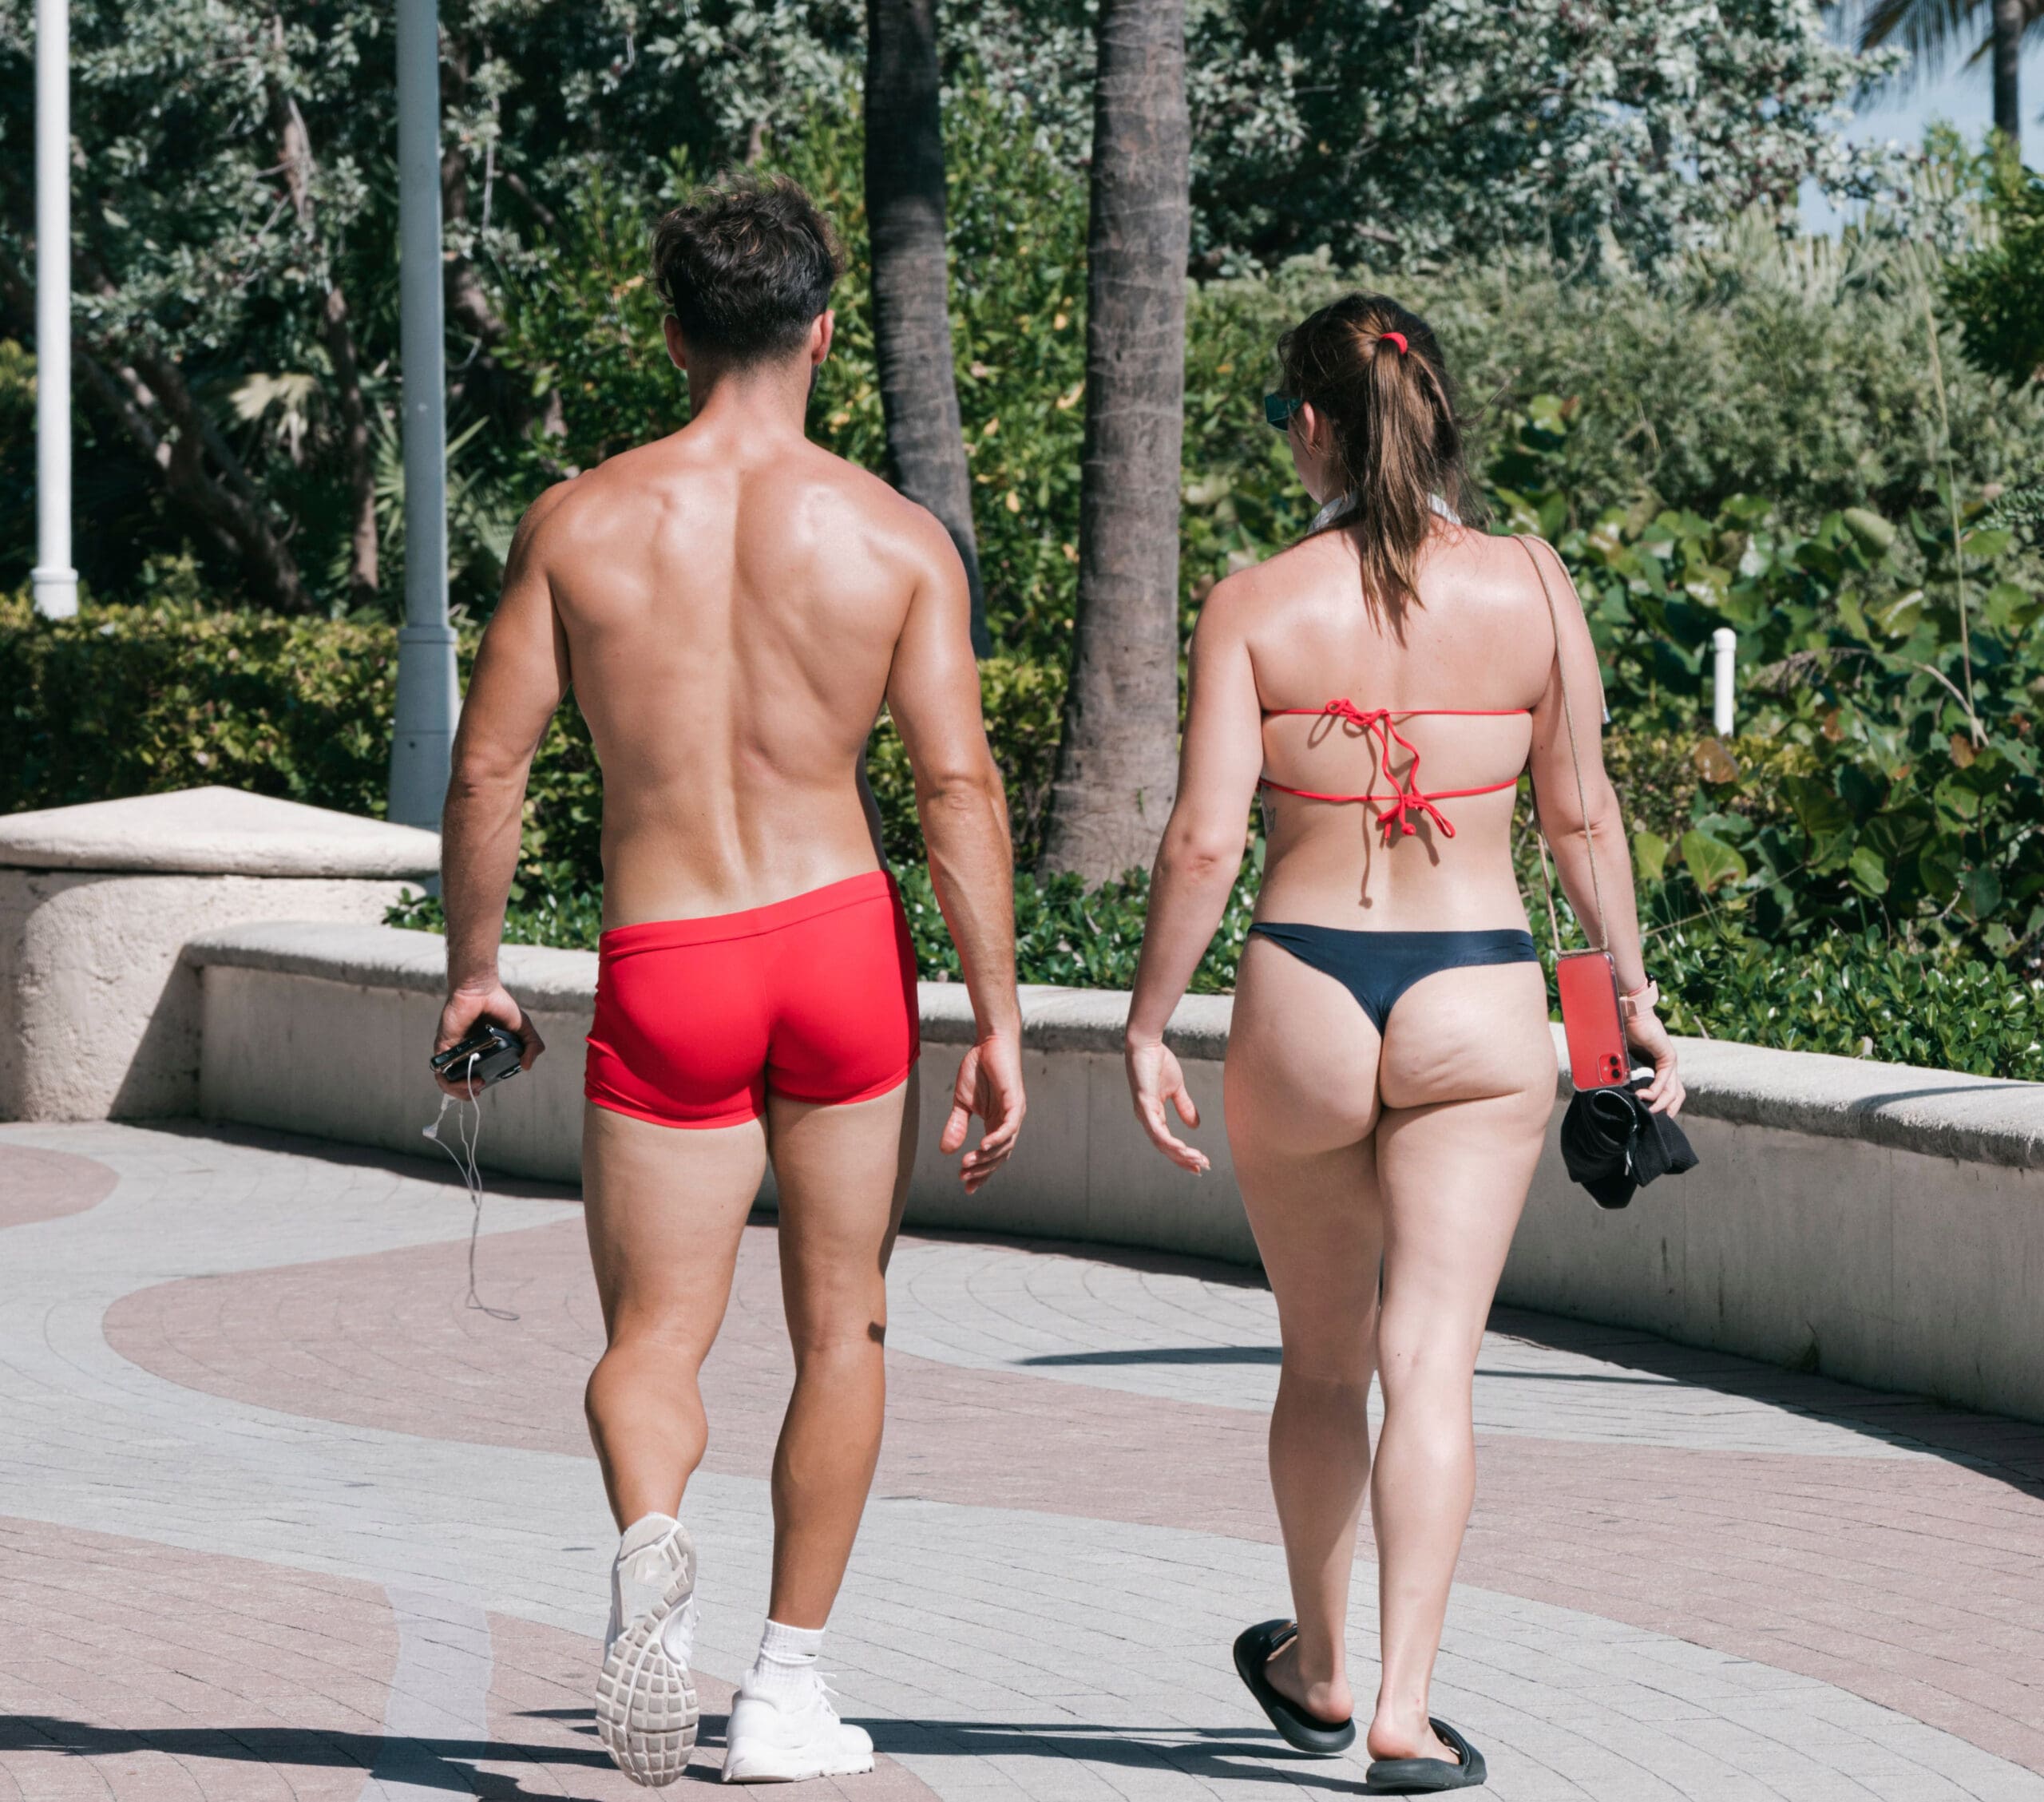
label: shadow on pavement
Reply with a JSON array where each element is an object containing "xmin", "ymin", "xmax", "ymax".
[
  {"xmin": 143, "ymin": 1116, "xmax": 584, "ymax": 1203},
  {"xmin": 0, "ymin": 1712, "xmax": 1384, "ymax": 1797},
  {"xmin": 0, "ymin": 1717, "xmax": 614, "ymax": 1797},
  {"xmin": 863, "ymin": 1717, "xmax": 1380, "ymax": 1792},
  {"xmin": 1024, "ymin": 1345, "xmax": 1281, "ymax": 1367},
  {"xmin": 1490, "ymin": 1304, "xmax": 2044, "ymax": 1497}
]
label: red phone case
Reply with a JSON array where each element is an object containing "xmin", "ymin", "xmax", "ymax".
[{"xmin": 1557, "ymin": 950, "xmax": 1630, "ymax": 1090}]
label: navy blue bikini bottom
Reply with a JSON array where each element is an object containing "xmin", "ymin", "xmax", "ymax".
[{"xmin": 1248, "ymin": 924, "xmax": 1539, "ymax": 1034}]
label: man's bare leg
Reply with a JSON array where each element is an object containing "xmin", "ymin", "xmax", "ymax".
[
  {"xmin": 761, "ymin": 1071, "xmax": 917, "ymax": 1626},
  {"xmin": 582, "ymin": 1102, "xmax": 766, "ymax": 1523},
  {"xmin": 706, "ymin": 1072, "xmax": 913, "ymax": 1784},
  {"xmin": 580, "ymin": 1101, "xmax": 764, "ymax": 1784}
]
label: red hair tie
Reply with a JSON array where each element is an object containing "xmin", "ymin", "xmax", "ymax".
[{"xmin": 1381, "ymin": 331, "xmax": 1409, "ymax": 355}]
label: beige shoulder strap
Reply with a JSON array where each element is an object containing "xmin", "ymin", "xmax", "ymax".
[{"xmin": 1515, "ymin": 535, "xmax": 1610, "ymax": 957}]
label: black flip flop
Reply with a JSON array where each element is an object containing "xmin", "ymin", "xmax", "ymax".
[
  {"xmin": 1230, "ymin": 1619, "xmax": 1357, "ymax": 1756},
  {"xmin": 1365, "ymin": 1717, "xmax": 1487, "ymax": 1792}
]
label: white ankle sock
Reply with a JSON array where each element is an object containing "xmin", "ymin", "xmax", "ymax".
[
  {"xmin": 617, "ymin": 1512, "xmax": 680, "ymax": 1561},
  {"xmin": 746, "ymin": 1618, "xmax": 824, "ymax": 1697}
]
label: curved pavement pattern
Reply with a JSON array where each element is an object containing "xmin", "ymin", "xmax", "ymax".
[{"xmin": 2, "ymin": 1123, "xmax": 2042, "ymax": 1802}]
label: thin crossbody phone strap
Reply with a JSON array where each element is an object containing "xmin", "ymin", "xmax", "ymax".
[{"xmin": 1515, "ymin": 535, "xmax": 1610, "ymax": 958}]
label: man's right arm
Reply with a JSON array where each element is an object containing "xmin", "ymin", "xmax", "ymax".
[
  {"xmin": 884, "ymin": 523, "xmax": 1024, "ymax": 1191},
  {"xmin": 434, "ymin": 488, "xmax": 574, "ymax": 1091}
]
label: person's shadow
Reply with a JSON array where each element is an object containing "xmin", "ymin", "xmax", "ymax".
[
  {"xmin": 4, "ymin": 1708, "xmax": 1389, "ymax": 1795},
  {"xmin": 0, "ymin": 1715, "xmax": 610, "ymax": 1799}
]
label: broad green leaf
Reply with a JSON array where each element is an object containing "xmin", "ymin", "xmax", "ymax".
[
  {"xmin": 1965, "ymin": 866, "xmax": 2004, "ymax": 921},
  {"xmin": 1782, "ymin": 776, "xmax": 1856, "ymax": 870},
  {"xmin": 1848, "ymin": 843, "xmax": 1890, "ymax": 896},
  {"xmin": 1842, "ymin": 507, "xmax": 1897, "ymax": 552},
  {"xmin": 1633, "ymin": 830, "xmax": 1670, "ymax": 884},
  {"xmin": 1681, "ymin": 830, "xmax": 1748, "ymax": 895},
  {"xmin": 1860, "ymin": 805, "xmax": 1933, "ymax": 865}
]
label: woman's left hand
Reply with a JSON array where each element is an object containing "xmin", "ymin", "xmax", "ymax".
[
  {"xmin": 1124, "ymin": 1036, "xmax": 1210, "ymax": 1173},
  {"xmin": 1627, "ymin": 1008, "xmax": 1684, "ymax": 1115}
]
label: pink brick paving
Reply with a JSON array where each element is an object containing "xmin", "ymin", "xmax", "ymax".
[
  {"xmin": 104, "ymin": 1214, "xmax": 2044, "ymax": 1775},
  {"xmin": 0, "ymin": 1147, "xmax": 117, "ymax": 1230},
  {"xmin": 0, "ymin": 1516, "xmax": 935, "ymax": 1800}
]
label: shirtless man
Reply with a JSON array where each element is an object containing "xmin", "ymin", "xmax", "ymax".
[{"xmin": 433, "ymin": 175, "xmax": 1025, "ymax": 1786}]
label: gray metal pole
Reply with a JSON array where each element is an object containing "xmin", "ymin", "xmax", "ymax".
[
  {"xmin": 31, "ymin": 0, "xmax": 77, "ymax": 620},
  {"xmin": 387, "ymin": 0, "xmax": 459, "ymax": 828}
]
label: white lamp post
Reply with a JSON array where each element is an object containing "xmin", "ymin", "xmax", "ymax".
[
  {"xmin": 1712, "ymin": 627, "xmax": 1737, "ymax": 739},
  {"xmin": 31, "ymin": 0, "xmax": 77, "ymax": 620},
  {"xmin": 386, "ymin": 0, "xmax": 460, "ymax": 830}
]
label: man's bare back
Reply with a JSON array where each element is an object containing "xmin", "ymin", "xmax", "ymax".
[
  {"xmin": 509, "ymin": 419, "xmax": 962, "ymax": 925},
  {"xmin": 432, "ymin": 173, "xmax": 1024, "ymax": 1788}
]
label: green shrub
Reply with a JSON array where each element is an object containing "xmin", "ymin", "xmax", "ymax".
[
  {"xmin": 1654, "ymin": 926, "xmax": 2044, "ymax": 1079},
  {"xmin": 0, "ymin": 590, "xmax": 396, "ymax": 818},
  {"xmin": 1487, "ymin": 394, "xmax": 2044, "ymax": 969}
]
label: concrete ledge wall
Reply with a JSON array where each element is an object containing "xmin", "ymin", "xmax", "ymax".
[
  {"xmin": 187, "ymin": 921, "xmax": 2044, "ymax": 1421},
  {"xmin": 1, "ymin": 789, "xmax": 438, "ymax": 1121}
]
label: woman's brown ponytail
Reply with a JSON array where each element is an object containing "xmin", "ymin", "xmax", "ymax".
[{"xmin": 1275, "ymin": 293, "xmax": 1479, "ymax": 627}]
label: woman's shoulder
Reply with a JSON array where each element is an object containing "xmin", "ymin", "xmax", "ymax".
[
  {"xmin": 1423, "ymin": 526, "xmax": 1567, "ymax": 612},
  {"xmin": 1202, "ymin": 530, "xmax": 1349, "ymax": 614}
]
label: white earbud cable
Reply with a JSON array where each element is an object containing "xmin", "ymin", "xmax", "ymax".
[{"xmin": 424, "ymin": 1053, "xmax": 520, "ymax": 1322}]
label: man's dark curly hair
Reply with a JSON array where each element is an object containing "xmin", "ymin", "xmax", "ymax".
[{"xmin": 650, "ymin": 173, "xmax": 845, "ymax": 365}]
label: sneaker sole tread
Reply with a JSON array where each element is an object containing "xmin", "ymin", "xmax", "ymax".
[{"xmin": 595, "ymin": 1580, "xmax": 699, "ymax": 1787}]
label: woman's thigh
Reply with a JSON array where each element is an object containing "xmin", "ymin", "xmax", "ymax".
[
  {"xmin": 1373, "ymin": 964, "xmax": 1555, "ymax": 1378},
  {"xmin": 1225, "ymin": 937, "xmax": 1385, "ymax": 1357}
]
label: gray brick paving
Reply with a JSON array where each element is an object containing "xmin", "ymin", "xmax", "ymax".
[{"xmin": 1, "ymin": 1123, "xmax": 2039, "ymax": 1802}]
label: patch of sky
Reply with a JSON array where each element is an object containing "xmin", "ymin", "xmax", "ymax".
[{"xmin": 1804, "ymin": 0, "xmax": 2044, "ymax": 232}]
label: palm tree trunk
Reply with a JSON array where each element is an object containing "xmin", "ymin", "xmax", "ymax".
[
  {"xmin": 1040, "ymin": 0, "xmax": 1190, "ymax": 883},
  {"xmin": 864, "ymin": 0, "xmax": 988, "ymax": 654},
  {"xmin": 1992, "ymin": 0, "xmax": 2022, "ymax": 142}
]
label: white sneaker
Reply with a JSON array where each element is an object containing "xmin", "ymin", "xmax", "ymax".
[
  {"xmin": 595, "ymin": 1516, "xmax": 700, "ymax": 1786},
  {"xmin": 721, "ymin": 1673, "xmax": 875, "ymax": 1784}
]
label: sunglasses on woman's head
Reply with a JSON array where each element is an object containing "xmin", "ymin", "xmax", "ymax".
[{"xmin": 1264, "ymin": 393, "xmax": 1304, "ymax": 431}]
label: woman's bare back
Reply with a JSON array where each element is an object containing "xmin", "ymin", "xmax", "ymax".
[{"xmin": 1242, "ymin": 523, "xmax": 1562, "ymax": 932}]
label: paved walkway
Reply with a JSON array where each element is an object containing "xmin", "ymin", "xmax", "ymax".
[{"xmin": 2, "ymin": 1122, "xmax": 2042, "ymax": 1802}]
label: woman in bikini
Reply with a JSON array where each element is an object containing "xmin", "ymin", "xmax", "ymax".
[{"xmin": 1123, "ymin": 293, "xmax": 1682, "ymax": 1792}]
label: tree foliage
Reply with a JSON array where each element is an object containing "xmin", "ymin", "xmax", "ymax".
[
  {"xmin": 1946, "ymin": 149, "xmax": 2044, "ymax": 387},
  {"xmin": 0, "ymin": 0, "xmax": 1916, "ymax": 613}
]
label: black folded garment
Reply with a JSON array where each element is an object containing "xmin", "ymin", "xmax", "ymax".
[{"xmin": 1560, "ymin": 1078, "xmax": 1698, "ymax": 1210}]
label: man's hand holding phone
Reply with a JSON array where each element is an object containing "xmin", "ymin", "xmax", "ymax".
[{"xmin": 434, "ymin": 984, "xmax": 545, "ymax": 1097}]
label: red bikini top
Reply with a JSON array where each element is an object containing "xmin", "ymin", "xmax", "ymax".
[{"xmin": 1260, "ymin": 699, "xmax": 1529, "ymax": 844}]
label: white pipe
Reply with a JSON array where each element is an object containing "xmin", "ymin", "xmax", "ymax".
[
  {"xmin": 1712, "ymin": 627, "xmax": 1737, "ymax": 739},
  {"xmin": 30, "ymin": 0, "xmax": 76, "ymax": 620},
  {"xmin": 387, "ymin": 0, "xmax": 459, "ymax": 830}
]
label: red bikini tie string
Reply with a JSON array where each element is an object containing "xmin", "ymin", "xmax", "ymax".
[{"xmin": 1313, "ymin": 701, "xmax": 1456, "ymax": 844}]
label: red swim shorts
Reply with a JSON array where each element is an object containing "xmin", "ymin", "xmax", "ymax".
[{"xmin": 584, "ymin": 870, "xmax": 921, "ymax": 1130}]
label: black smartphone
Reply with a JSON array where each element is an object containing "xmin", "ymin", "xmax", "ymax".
[{"xmin": 430, "ymin": 1022, "xmax": 526, "ymax": 1091}]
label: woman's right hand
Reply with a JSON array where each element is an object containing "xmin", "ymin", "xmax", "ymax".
[
  {"xmin": 1626, "ymin": 1008, "xmax": 1684, "ymax": 1115},
  {"xmin": 1124, "ymin": 1036, "xmax": 1210, "ymax": 1174}
]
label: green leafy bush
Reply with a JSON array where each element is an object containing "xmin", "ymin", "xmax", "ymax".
[
  {"xmin": 1485, "ymin": 392, "xmax": 2044, "ymax": 969},
  {"xmin": 1653, "ymin": 925, "xmax": 2044, "ymax": 1078},
  {"xmin": 0, "ymin": 589, "xmax": 396, "ymax": 818}
]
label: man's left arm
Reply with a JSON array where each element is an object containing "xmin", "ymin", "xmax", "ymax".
[{"xmin": 434, "ymin": 491, "xmax": 574, "ymax": 1090}]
